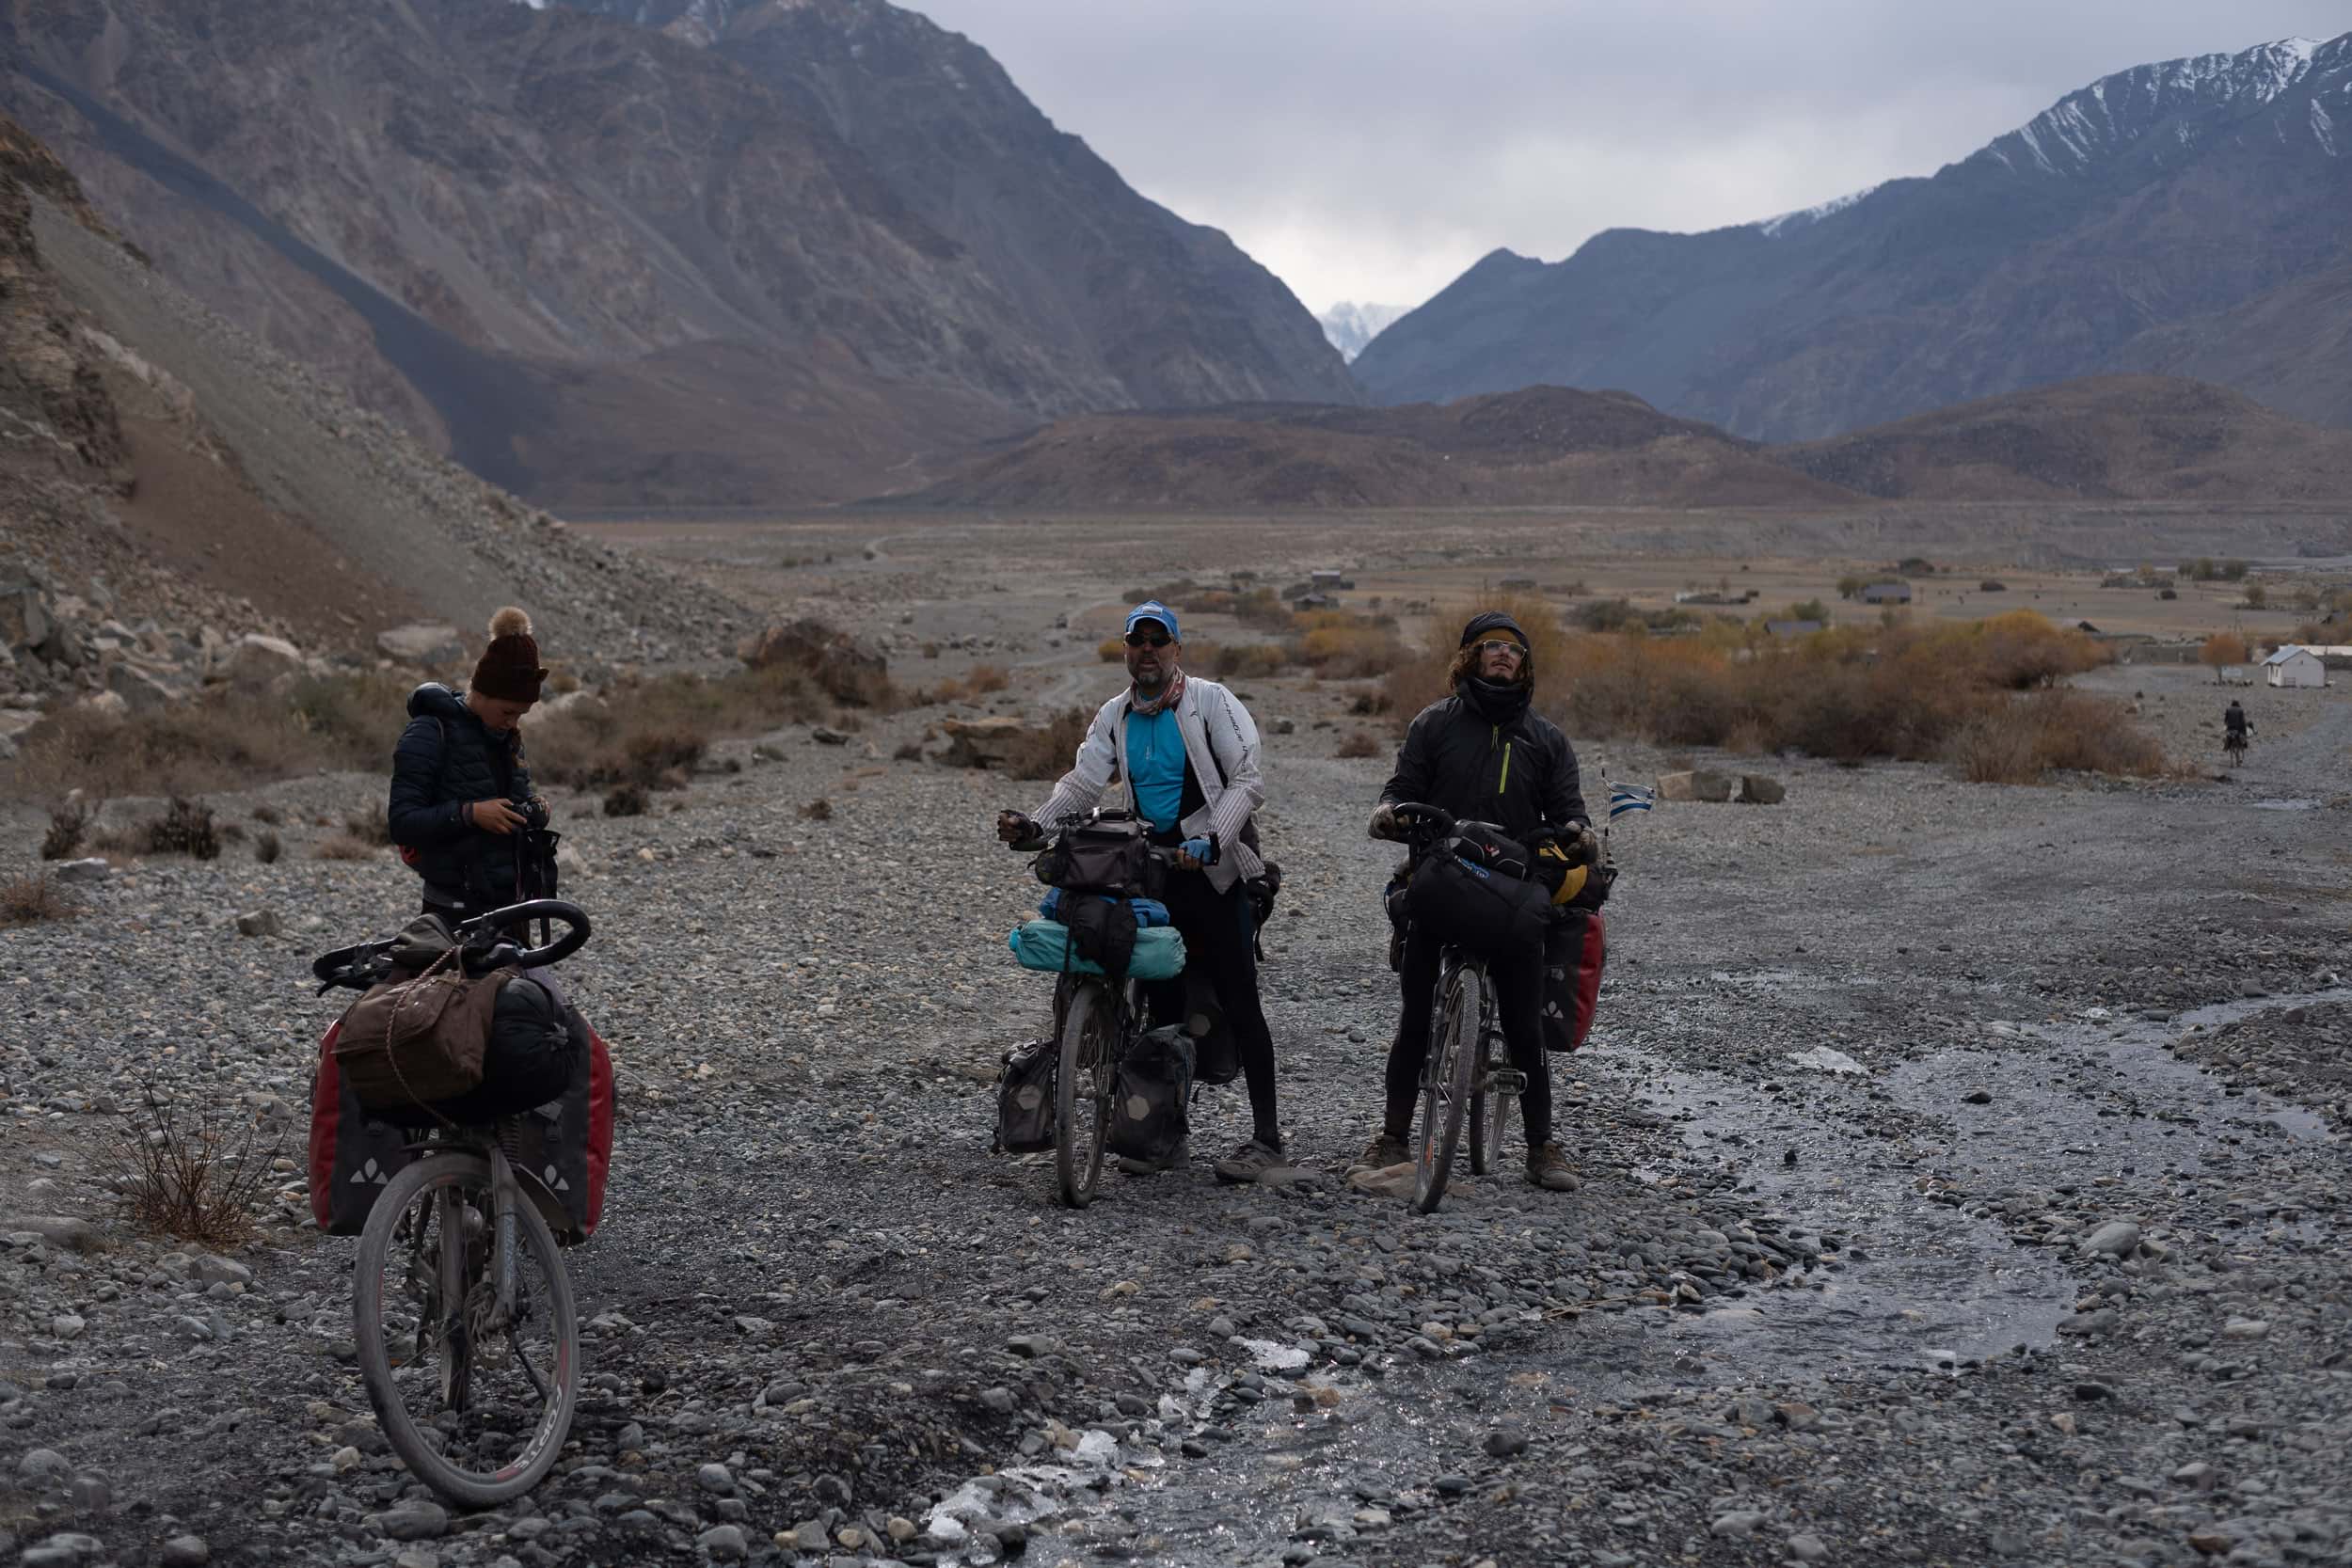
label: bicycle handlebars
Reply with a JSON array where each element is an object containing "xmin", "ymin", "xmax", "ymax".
[{"xmin": 455, "ymin": 900, "xmax": 591, "ymax": 970}]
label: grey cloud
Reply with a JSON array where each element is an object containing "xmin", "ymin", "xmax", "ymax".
[{"xmin": 914, "ymin": 0, "xmax": 2350, "ymax": 310}]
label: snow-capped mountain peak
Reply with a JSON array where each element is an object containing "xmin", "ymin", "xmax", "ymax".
[
  {"xmin": 1318, "ymin": 301, "xmax": 1408, "ymax": 362},
  {"xmin": 1982, "ymin": 31, "xmax": 2349, "ymax": 176},
  {"xmin": 1753, "ymin": 182, "xmax": 1884, "ymax": 239}
]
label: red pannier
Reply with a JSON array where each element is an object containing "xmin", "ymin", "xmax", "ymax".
[
  {"xmin": 1540, "ymin": 909, "xmax": 1607, "ymax": 1053},
  {"xmin": 310, "ymin": 1006, "xmax": 613, "ymax": 1244}
]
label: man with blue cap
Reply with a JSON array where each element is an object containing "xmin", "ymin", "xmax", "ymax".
[{"xmin": 997, "ymin": 600, "xmax": 1288, "ymax": 1182}]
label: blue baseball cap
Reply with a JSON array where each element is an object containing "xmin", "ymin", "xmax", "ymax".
[{"xmin": 1124, "ymin": 601, "xmax": 1180, "ymax": 641}]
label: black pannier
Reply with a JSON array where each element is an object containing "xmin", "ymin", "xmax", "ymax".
[
  {"xmin": 1105, "ymin": 1024, "xmax": 1194, "ymax": 1164},
  {"xmin": 993, "ymin": 1039, "xmax": 1057, "ymax": 1154}
]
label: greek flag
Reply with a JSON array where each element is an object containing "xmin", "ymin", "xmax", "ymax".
[{"xmin": 1608, "ymin": 784, "xmax": 1655, "ymax": 820}]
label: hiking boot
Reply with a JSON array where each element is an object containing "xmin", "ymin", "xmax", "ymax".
[
  {"xmin": 1526, "ymin": 1141, "xmax": 1581, "ymax": 1192},
  {"xmin": 1353, "ymin": 1132, "xmax": 1412, "ymax": 1171},
  {"xmin": 1118, "ymin": 1135, "xmax": 1187, "ymax": 1177},
  {"xmin": 1214, "ymin": 1136, "xmax": 1288, "ymax": 1185}
]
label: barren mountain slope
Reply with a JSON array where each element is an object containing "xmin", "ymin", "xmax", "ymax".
[
  {"xmin": 1779, "ymin": 375, "xmax": 2352, "ymax": 501},
  {"xmin": 3, "ymin": 0, "xmax": 1351, "ymax": 507},
  {"xmin": 0, "ymin": 108, "xmax": 738, "ymax": 676},
  {"xmin": 891, "ymin": 388, "xmax": 1862, "ymax": 510}
]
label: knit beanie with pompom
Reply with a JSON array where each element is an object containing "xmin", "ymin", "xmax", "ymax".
[{"xmin": 470, "ymin": 607, "xmax": 547, "ymax": 703}]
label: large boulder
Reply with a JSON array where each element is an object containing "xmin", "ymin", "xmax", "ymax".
[
  {"xmin": 219, "ymin": 633, "xmax": 304, "ymax": 688},
  {"xmin": 1738, "ymin": 774, "xmax": 1787, "ymax": 805},
  {"xmin": 739, "ymin": 619, "xmax": 889, "ymax": 705},
  {"xmin": 105, "ymin": 660, "xmax": 181, "ymax": 712},
  {"xmin": 0, "ymin": 579, "xmax": 52, "ymax": 652},
  {"xmin": 375, "ymin": 623, "xmax": 466, "ymax": 668},
  {"xmin": 1657, "ymin": 769, "xmax": 1733, "ymax": 803},
  {"xmin": 939, "ymin": 717, "xmax": 1031, "ymax": 769}
]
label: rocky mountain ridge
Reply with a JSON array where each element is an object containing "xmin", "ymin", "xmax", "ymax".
[
  {"xmin": 1354, "ymin": 32, "xmax": 2352, "ymax": 442},
  {"xmin": 2, "ymin": 0, "xmax": 1351, "ymax": 508},
  {"xmin": 1316, "ymin": 301, "xmax": 1407, "ymax": 363}
]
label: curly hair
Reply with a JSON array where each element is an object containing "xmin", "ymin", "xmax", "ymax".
[{"xmin": 1448, "ymin": 640, "xmax": 1534, "ymax": 689}]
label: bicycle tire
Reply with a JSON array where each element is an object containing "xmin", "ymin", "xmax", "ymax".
[
  {"xmin": 355, "ymin": 1152, "xmax": 580, "ymax": 1507},
  {"xmin": 1055, "ymin": 983, "xmax": 1111, "ymax": 1208},
  {"xmin": 1468, "ymin": 1007, "xmax": 1511, "ymax": 1178},
  {"xmin": 1414, "ymin": 964, "xmax": 1480, "ymax": 1213}
]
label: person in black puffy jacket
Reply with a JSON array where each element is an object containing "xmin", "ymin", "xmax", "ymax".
[
  {"xmin": 389, "ymin": 607, "xmax": 551, "ymax": 921},
  {"xmin": 1362, "ymin": 610, "xmax": 1595, "ymax": 1192}
]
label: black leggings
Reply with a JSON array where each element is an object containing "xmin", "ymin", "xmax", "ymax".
[
  {"xmin": 1144, "ymin": 871, "xmax": 1281, "ymax": 1144},
  {"xmin": 1383, "ymin": 925, "xmax": 1551, "ymax": 1148}
]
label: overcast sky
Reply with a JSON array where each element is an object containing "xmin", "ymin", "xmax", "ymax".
[{"xmin": 915, "ymin": 1, "xmax": 2350, "ymax": 316}]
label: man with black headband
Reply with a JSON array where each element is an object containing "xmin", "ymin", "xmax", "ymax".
[
  {"xmin": 997, "ymin": 601, "xmax": 1288, "ymax": 1183},
  {"xmin": 1363, "ymin": 610, "xmax": 1595, "ymax": 1191}
]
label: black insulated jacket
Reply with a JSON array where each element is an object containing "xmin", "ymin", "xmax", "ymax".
[
  {"xmin": 1379, "ymin": 689, "xmax": 1588, "ymax": 843},
  {"xmin": 389, "ymin": 683, "xmax": 547, "ymax": 907}
]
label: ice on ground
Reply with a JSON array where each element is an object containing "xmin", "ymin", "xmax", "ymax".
[{"xmin": 1788, "ymin": 1046, "xmax": 1866, "ymax": 1076}]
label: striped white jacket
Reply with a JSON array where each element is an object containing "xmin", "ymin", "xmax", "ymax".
[{"xmin": 1030, "ymin": 676, "xmax": 1265, "ymax": 895}]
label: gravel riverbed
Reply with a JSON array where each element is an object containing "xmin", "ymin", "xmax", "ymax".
[{"xmin": 3, "ymin": 675, "xmax": 2348, "ymax": 1568}]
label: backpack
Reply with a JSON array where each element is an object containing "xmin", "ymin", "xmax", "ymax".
[
  {"xmin": 993, "ymin": 1039, "xmax": 1057, "ymax": 1154},
  {"xmin": 1105, "ymin": 1024, "xmax": 1194, "ymax": 1164}
]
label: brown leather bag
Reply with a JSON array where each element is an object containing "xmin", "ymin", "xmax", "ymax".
[{"xmin": 334, "ymin": 947, "xmax": 516, "ymax": 1114}]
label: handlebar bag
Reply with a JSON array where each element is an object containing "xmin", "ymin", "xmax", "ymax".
[
  {"xmin": 1449, "ymin": 820, "xmax": 1533, "ymax": 881},
  {"xmin": 992, "ymin": 1038, "xmax": 1057, "ymax": 1154},
  {"xmin": 1035, "ymin": 818, "xmax": 1160, "ymax": 897},
  {"xmin": 333, "ymin": 952, "xmax": 513, "ymax": 1112},
  {"xmin": 1405, "ymin": 848, "xmax": 1548, "ymax": 961}
]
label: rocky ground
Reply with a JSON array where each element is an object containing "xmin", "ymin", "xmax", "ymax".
[{"xmin": 1, "ymin": 643, "xmax": 2348, "ymax": 1568}]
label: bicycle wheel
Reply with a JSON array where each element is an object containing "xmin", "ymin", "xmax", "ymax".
[
  {"xmin": 1468, "ymin": 1005, "xmax": 1512, "ymax": 1178},
  {"xmin": 1055, "ymin": 982, "xmax": 1112, "ymax": 1208},
  {"xmin": 1414, "ymin": 963, "xmax": 1481, "ymax": 1214},
  {"xmin": 355, "ymin": 1152, "xmax": 580, "ymax": 1507}
]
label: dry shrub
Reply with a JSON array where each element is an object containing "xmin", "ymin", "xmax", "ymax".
[
  {"xmin": 929, "ymin": 664, "xmax": 1015, "ymax": 704},
  {"xmin": 893, "ymin": 740, "xmax": 926, "ymax": 762},
  {"xmin": 0, "ymin": 873, "xmax": 75, "ymax": 927},
  {"xmin": 1374, "ymin": 604, "xmax": 2159, "ymax": 780},
  {"xmin": 311, "ymin": 832, "xmax": 378, "ymax": 861},
  {"xmin": 602, "ymin": 784, "xmax": 649, "ymax": 818},
  {"xmin": 1336, "ymin": 730, "xmax": 1382, "ymax": 759},
  {"xmin": 1097, "ymin": 635, "xmax": 1125, "ymax": 662},
  {"xmin": 531, "ymin": 667, "xmax": 850, "ymax": 789},
  {"xmin": 251, "ymin": 803, "xmax": 283, "ymax": 825},
  {"xmin": 40, "ymin": 800, "xmax": 87, "ymax": 861},
  {"xmin": 1006, "ymin": 708, "xmax": 1092, "ymax": 781},
  {"xmin": 1946, "ymin": 716, "xmax": 2045, "ymax": 784},
  {"xmin": 254, "ymin": 830, "xmax": 282, "ymax": 864},
  {"xmin": 966, "ymin": 664, "xmax": 1010, "ymax": 695},
  {"xmin": 122, "ymin": 797, "xmax": 221, "ymax": 860},
  {"xmin": 4, "ymin": 674, "xmax": 409, "ymax": 800},
  {"xmin": 1295, "ymin": 610, "xmax": 1410, "ymax": 679},
  {"xmin": 104, "ymin": 1075, "xmax": 279, "ymax": 1248},
  {"xmin": 1212, "ymin": 642, "xmax": 1289, "ymax": 679},
  {"xmin": 801, "ymin": 798, "xmax": 834, "ymax": 821}
]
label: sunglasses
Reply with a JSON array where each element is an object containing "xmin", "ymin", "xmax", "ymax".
[
  {"xmin": 1124, "ymin": 631, "xmax": 1173, "ymax": 648},
  {"xmin": 1475, "ymin": 639, "xmax": 1525, "ymax": 657}
]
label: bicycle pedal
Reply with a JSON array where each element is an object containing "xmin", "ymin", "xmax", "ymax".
[{"xmin": 1486, "ymin": 1070, "xmax": 1528, "ymax": 1096}]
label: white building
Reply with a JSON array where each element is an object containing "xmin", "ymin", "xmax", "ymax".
[{"xmin": 2262, "ymin": 645, "xmax": 2326, "ymax": 689}]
